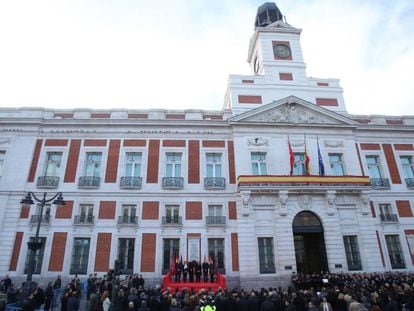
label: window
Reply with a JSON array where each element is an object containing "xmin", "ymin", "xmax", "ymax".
[
  {"xmin": 24, "ymin": 237, "xmax": 46, "ymax": 274},
  {"xmin": 329, "ymin": 153, "xmax": 345, "ymax": 176},
  {"xmin": 385, "ymin": 235, "xmax": 405, "ymax": 269},
  {"xmin": 400, "ymin": 156, "xmax": 414, "ymax": 178},
  {"xmin": 343, "ymin": 236, "xmax": 362, "ymax": 270},
  {"xmin": 79, "ymin": 204, "xmax": 94, "ymax": 223},
  {"xmin": 379, "ymin": 203, "xmax": 393, "ymax": 216},
  {"xmin": 33, "ymin": 204, "xmax": 51, "ymax": 223},
  {"xmin": 208, "ymin": 238, "xmax": 225, "ymax": 272},
  {"xmin": 0, "ymin": 150, "xmax": 6, "ymax": 178},
  {"xmin": 166, "ymin": 153, "xmax": 182, "ymax": 177},
  {"xmin": 125, "ymin": 152, "xmax": 142, "ymax": 177},
  {"xmin": 44, "ymin": 152, "xmax": 62, "ymax": 177},
  {"xmin": 293, "ymin": 153, "xmax": 306, "ymax": 175},
  {"xmin": 163, "ymin": 239, "xmax": 180, "ymax": 272},
  {"xmin": 258, "ymin": 237, "xmax": 275, "ymax": 274},
  {"xmin": 120, "ymin": 204, "xmax": 137, "ymax": 223},
  {"xmin": 165, "ymin": 205, "xmax": 179, "ymax": 224},
  {"xmin": 118, "ymin": 238, "xmax": 135, "ymax": 274},
  {"xmin": 70, "ymin": 238, "xmax": 90, "ymax": 275},
  {"xmin": 206, "ymin": 153, "xmax": 222, "ymax": 178},
  {"xmin": 251, "ymin": 152, "xmax": 267, "ymax": 175},
  {"xmin": 208, "ymin": 205, "xmax": 223, "ymax": 217},
  {"xmin": 84, "ymin": 152, "xmax": 102, "ymax": 177},
  {"xmin": 366, "ymin": 155, "xmax": 382, "ymax": 178}
]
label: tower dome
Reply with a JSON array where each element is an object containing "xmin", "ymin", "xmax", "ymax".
[{"xmin": 254, "ymin": 2, "xmax": 283, "ymax": 28}]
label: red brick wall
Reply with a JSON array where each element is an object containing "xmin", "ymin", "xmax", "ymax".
[
  {"xmin": 228, "ymin": 141, "xmax": 236, "ymax": 184},
  {"xmin": 105, "ymin": 140, "xmax": 120, "ymax": 183},
  {"xmin": 238, "ymin": 95, "xmax": 262, "ymax": 104},
  {"xmin": 146, "ymin": 140, "xmax": 160, "ymax": 183},
  {"xmin": 20, "ymin": 205, "xmax": 30, "ymax": 219},
  {"xmin": 376, "ymin": 231, "xmax": 385, "ymax": 267},
  {"xmin": 186, "ymin": 201, "xmax": 202, "ymax": 220},
  {"xmin": 396, "ymin": 200, "xmax": 413, "ymax": 217},
  {"xmin": 95, "ymin": 233, "xmax": 112, "ymax": 272},
  {"xmin": 55, "ymin": 200, "xmax": 73, "ymax": 219},
  {"xmin": 64, "ymin": 140, "xmax": 81, "ymax": 182},
  {"xmin": 48, "ymin": 232, "xmax": 67, "ymax": 271},
  {"xmin": 9, "ymin": 232, "xmax": 23, "ymax": 271},
  {"xmin": 123, "ymin": 139, "xmax": 146, "ymax": 147},
  {"xmin": 84, "ymin": 139, "xmax": 107, "ymax": 146},
  {"xmin": 166, "ymin": 114, "xmax": 185, "ymax": 120},
  {"xmin": 128, "ymin": 113, "xmax": 148, "ymax": 119},
  {"xmin": 315, "ymin": 98, "xmax": 338, "ymax": 106},
  {"xmin": 98, "ymin": 201, "xmax": 116, "ymax": 219},
  {"xmin": 188, "ymin": 140, "xmax": 200, "ymax": 184},
  {"xmin": 54, "ymin": 113, "xmax": 73, "ymax": 119},
  {"xmin": 141, "ymin": 233, "xmax": 156, "ymax": 272},
  {"xmin": 27, "ymin": 139, "xmax": 42, "ymax": 182},
  {"xmin": 279, "ymin": 73, "xmax": 293, "ymax": 80},
  {"xmin": 202, "ymin": 140, "xmax": 225, "ymax": 148},
  {"xmin": 228, "ymin": 201, "xmax": 237, "ymax": 220},
  {"xmin": 45, "ymin": 139, "xmax": 68, "ymax": 146},
  {"xmin": 231, "ymin": 233, "xmax": 239, "ymax": 271},
  {"xmin": 91, "ymin": 113, "xmax": 110, "ymax": 118},
  {"xmin": 163, "ymin": 140, "xmax": 186, "ymax": 147},
  {"xmin": 394, "ymin": 144, "xmax": 414, "ymax": 151},
  {"xmin": 370, "ymin": 201, "xmax": 376, "ymax": 218},
  {"xmin": 360, "ymin": 143, "xmax": 381, "ymax": 150},
  {"xmin": 142, "ymin": 201, "xmax": 159, "ymax": 220},
  {"xmin": 382, "ymin": 144, "xmax": 401, "ymax": 184}
]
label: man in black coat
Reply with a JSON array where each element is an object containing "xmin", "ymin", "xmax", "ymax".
[
  {"xmin": 175, "ymin": 261, "xmax": 182, "ymax": 283},
  {"xmin": 202, "ymin": 260, "xmax": 209, "ymax": 282},
  {"xmin": 188, "ymin": 261, "xmax": 194, "ymax": 283},
  {"xmin": 195, "ymin": 262, "xmax": 202, "ymax": 283}
]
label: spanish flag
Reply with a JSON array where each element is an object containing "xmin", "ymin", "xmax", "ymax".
[
  {"xmin": 288, "ymin": 139, "xmax": 294, "ymax": 175},
  {"xmin": 305, "ymin": 144, "xmax": 310, "ymax": 175}
]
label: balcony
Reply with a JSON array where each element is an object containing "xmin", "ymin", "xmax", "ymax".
[
  {"xmin": 162, "ymin": 177, "xmax": 184, "ymax": 190},
  {"xmin": 117, "ymin": 268, "xmax": 133, "ymax": 275},
  {"xmin": 37, "ymin": 176, "xmax": 59, "ymax": 188},
  {"xmin": 379, "ymin": 214, "xmax": 399, "ymax": 223},
  {"xmin": 70, "ymin": 265, "xmax": 88, "ymax": 275},
  {"xmin": 204, "ymin": 177, "xmax": 226, "ymax": 190},
  {"xmin": 162, "ymin": 216, "xmax": 182, "ymax": 226},
  {"xmin": 206, "ymin": 216, "xmax": 226, "ymax": 226},
  {"xmin": 74, "ymin": 215, "xmax": 95, "ymax": 225},
  {"xmin": 78, "ymin": 176, "xmax": 100, "ymax": 188},
  {"xmin": 406, "ymin": 178, "xmax": 414, "ymax": 189},
  {"xmin": 30, "ymin": 214, "xmax": 51, "ymax": 225},
  {"xmin": 237, "ymin": 175, "xmax": 371, "ymax": 192},
  {"xmin": 370, "ymin": 178, "xmax": 391, "ymax": 190},
  {"xmin": 118, "ymin": 216, "xmax": 138, "ymax": 225},
  {"xmin": 120, "ymin": 176, "xmax": 142, "ymax": 189}
]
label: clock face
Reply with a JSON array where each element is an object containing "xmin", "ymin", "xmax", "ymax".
[
  {"xmin": 253, "ymin": 56, "xmax": 259, "ymax": 74},
  {"xmin": 273, "ymin": 44, "xmax": 291, "ymax": 59}
]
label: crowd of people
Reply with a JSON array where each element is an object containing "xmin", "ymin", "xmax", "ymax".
[{"xmin": 2, "ymin": 271, "xmax": 414, "ymax": 310}]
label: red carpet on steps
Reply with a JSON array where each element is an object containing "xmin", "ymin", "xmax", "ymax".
[{"xmin": 162, "ymin": 272, "xmax": 226, "ymax": 292}]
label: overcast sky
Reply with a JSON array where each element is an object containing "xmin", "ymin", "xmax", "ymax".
[{"xmin": 0, "ymin": 0, "xmax": 413, "ymax": 116}]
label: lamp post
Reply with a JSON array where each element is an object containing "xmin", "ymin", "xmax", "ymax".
[{"xmin": 20, "ymin": 191, "xmax": 65, "ymax": 294}]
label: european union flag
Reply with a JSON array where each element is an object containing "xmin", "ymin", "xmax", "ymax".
[{"xmin": 318, "ymin": 141, "xmax": 325, "ymax": 176}]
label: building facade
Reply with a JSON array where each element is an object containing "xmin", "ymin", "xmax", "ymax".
[{"xmin": 1, "ymin": 3, "xmax": 414, "ymax": 288}]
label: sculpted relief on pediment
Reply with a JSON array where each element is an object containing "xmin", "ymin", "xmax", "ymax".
[{"xmin": 245, "ymin": 103, "xmax": 338, "ymax": 124}]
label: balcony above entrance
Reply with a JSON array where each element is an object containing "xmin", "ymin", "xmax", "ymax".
[{"xmin": 237, "ymin": 175, "xmax": 370, "ymax": 192}]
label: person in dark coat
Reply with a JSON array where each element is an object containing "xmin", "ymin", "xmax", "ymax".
[
  {"xmin": 237, "ymin": 292, "xmax": 249, "ymax": 311},
  {"xmin": 247, "ymin": 292, "xmax": 260, "ymax": 311},
  {"xmin": 113, "ymin": 288, "xmax": 128, "ymax": 311},
  {"xmin": 195, "ymin": 262, "xmax": 202, "ymax": 283},
  {"xmin": 182, "ymin": 262, "xmax": 188, "ymax": 283},
  {"xmin": 260, "ymin": 296, "xmax": 273, "ymax": 311},
  {"xmin": 44, "ymin": 282, "xmax": 54, "ymax": 311},
  {"xmin": 67, "ymin": 291, "xmax": 80, "ymax": 311},
  {"xmin": 188, "ymin": 261, "xmax": 194, "ymax": 283},
  {"xmin": 202, "ymin": 260, "xmax": 209, "ymax": 283}
]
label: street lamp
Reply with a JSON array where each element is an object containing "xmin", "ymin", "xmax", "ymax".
[{"xmin": 20, "ymin": 191, "xmax": 65, "ymax": 293}]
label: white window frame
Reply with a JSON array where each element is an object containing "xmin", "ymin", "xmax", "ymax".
[
  {"xmin": 206, "ymin": 153, "xmax": 222, "ymax": 178},
  {"xmin": 366, "ymin": 155, "xmax": 383, "ymax": 179},
  {"xmin": 329, "ymin": 153, "xmax": 345, "ymax": 176},
  {"xmin": 43, "ymin": 152, "xmax": 63, "ymax": 177},
  {"xmin": 400, "ymin": 155, "xmax": 414, "ymax": 179},
  {"xmin": 251, "ymin": 152, "xmax": 267, "ymax": 175},
  {"xmin": 0, "ymin": 150, "xmax": 6, "ymax": 178},
  {"xmin": 83, "ymin": 152, "xmax": 102, "ymax": 177},
  {"xmin": 165, "ymin": 152, "xmax": 182, "ymax": 177},
  {"xmin": 125, "ymin": 152, "xmax": 142, "ymax": 177}
]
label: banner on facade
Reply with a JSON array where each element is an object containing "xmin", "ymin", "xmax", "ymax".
[{"xmin": 188, "ymin": 238, "xmax": 200, "ymax": 262}]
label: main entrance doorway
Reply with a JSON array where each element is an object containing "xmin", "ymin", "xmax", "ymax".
[{"xmin": 293, "ymin": 211, "xmax": 328, "ymax": 273}]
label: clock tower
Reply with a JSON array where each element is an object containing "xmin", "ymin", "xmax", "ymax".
[{"xmin": 224, "ymin": 2, "xmax": 347, "ymax": 115}]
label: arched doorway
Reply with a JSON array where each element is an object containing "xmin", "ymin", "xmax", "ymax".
[{"xmin": 293, "ymin": 211, "xmax": 328, "ymax": 273}]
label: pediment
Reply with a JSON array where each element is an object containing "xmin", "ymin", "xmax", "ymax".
[{"xmin": 230, "ymin": 96, "xmax": 357, "ymax": 126}]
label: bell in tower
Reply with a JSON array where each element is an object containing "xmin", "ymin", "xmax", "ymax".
[{"xmin": 254, "ymin": 2, "xmax": 283, "ymax": 28}]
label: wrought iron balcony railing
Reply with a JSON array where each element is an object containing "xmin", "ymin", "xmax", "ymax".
[
  {"xmin": 204, "ymin": 177, "xmax": 226, "ymax": 190},
  {"xmin": 206, "ymin": 216, "xmax": 226, "ymax": 225},
  {"xmin": 74, "ymin": 215, "xmax": 95, "ymax": 225},
  {"xmin": 162, "ymin": 177, "xmax": 184, "ymax": 189},
  {"xmin": 162, "ymin": 216, "xmax": 182, "ymax": 226},
  {"xmin": 70, "ymin": 265, "xmax": 88, "ymax": 275},
  {"xmin": 379, "ymin": 214, "xmax": 399, "ymax": 223},
  {"xmin": 259, "ymin": 266, "xmax": 276, "ymax": 274},
  {"xmin": 120, "ymin": 176, "xmax": 142, "ymax": 189},
  {"xmin": 405, "ymin": 178, "xmax": 414, "ymax": 189},
  {"xmin": 30, "ymin": 214, "xmax": 51, "ymax": 224},
  {"xmin": 391, "ymin": 262, "xmax": 405, "ymax": 269},
  {"xmin": 117, "ymin": 268, "xmax": 133, "ymax": 275},
  {"xmin": 118, "ymin": 216, "xmax": 138, "ymax": 225},
  {"xmin": 370, "ymin": 178, "xmax": 391, "ymax": 190},
  {"xmin": 37, "ymin": 176, "xmax": 59, "ymax": 188},
  {"xmin": 78, "ymin": 176, "xmax": 101, "ymax": 188},
  {"xmin": 347, "ymin": 263, "xmax": 362, "ymax": 271}
]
